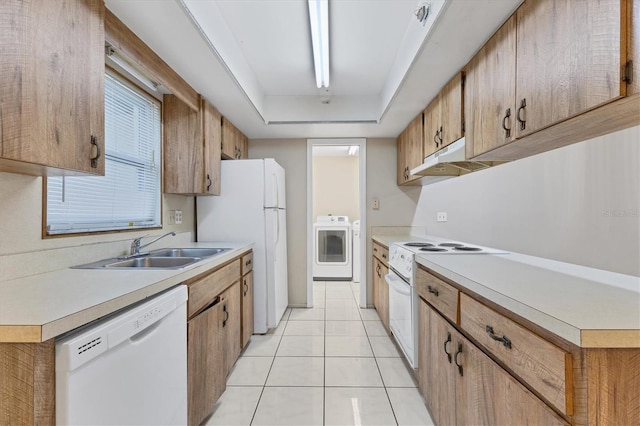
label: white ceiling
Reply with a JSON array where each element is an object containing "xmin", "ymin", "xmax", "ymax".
[{"xmin": 105, "ymin": 0, "xmax": 522, "ymax": 139}]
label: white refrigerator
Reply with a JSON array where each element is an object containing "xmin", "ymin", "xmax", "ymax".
[{"xmin": 197, "ymin": 159, "xmax": 288, "ymax": 333}]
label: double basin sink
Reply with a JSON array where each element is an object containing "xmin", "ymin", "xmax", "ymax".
[{"xmin": 73, "ymin": 248, "xmax": 231, "ymax": 270}]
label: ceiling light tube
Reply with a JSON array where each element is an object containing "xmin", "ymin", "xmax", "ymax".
[
  {"xmin": 106, "ymin": 47, "xmax": 159, "ymax": 92},
  {"xmin": 308, "ymin": 0, "xmax": 329, "ymax": 88}
]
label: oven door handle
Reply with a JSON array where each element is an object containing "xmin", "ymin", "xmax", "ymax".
[{"xmin": 385, "ymin": 273, "xmax": 411, "ymax": 296}]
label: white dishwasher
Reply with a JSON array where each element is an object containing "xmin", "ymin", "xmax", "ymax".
[{"xmin": 56, "ymin": 285, "xmax": 188, "ymax": 425}]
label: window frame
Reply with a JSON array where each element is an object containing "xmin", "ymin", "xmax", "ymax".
[{"xmin": 42, "ymin": 68, "xmax": 164, "ymax": 238}]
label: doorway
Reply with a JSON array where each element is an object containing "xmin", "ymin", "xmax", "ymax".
[{"xmin": 306, "ymin": 139, "xmax": 366, "ymax": 308}]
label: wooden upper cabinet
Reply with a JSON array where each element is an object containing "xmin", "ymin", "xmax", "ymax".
[
  {"xmin": 164, "ymin": 95, "xmax": 221, "ymax": 195},
  {"xmin": 629, "ymin": 0, "xmax": 639, "ymax": 95},
  {"xmin": 423, "ymin": 72, "xmax": 464, "ymax": 159},
  {"xmin": 440, "ymin": 73, "xmax": 464, "ymax": 149},
  {"xmin": 515, "ymin": 0, "xmax": 624, "ymax": 138},
  {"xmin": 201, "ymin": 99, "xmax": 222, "ymax": 195},
  {"xmin": 396, "ymin": 113, "xmax": 423, "ymax": 185},
  {"xmin": 423, "ymin": 99, "xmax": 441, "ymax": 158},
  {"xmin": 465, "ymin": 15, "xmax": 517, "ymax": 159},
  {"xmin": 163, "ymin": 94, "xmax": 203, "ymax": 195},
  {"xmin": 221, "ymin": 118, "xmax": 249, "ymax": 160},
  {"xmin": 0, "ymin": 0, "xmax": 105, "ymax": 176}
]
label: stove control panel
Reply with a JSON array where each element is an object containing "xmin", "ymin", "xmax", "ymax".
[{"xmin": 389, "ymin": 244, "xmax": 414, "ymax": 281}]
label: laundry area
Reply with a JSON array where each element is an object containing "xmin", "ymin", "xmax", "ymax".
[{"xmin": 311, "ymin": 145, "xmax": 361, "ymax": 282}]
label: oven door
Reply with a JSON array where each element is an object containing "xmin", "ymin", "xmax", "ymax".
[{"xmin": 385, "ymin": 269, "xmax": 415, "ymax": 368}]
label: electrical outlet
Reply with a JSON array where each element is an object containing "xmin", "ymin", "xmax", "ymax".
[
  {"xmin": 167, "ymin": 210, "xmax": 176, "ymax": 225},
  {"xmin": 372, "ymin": 198, "xmax": 380, "ymax": 210},
  {"xmin": 437, "ymin": 212, "xmax": 448, "ymax": 222},
  {"xmin": 175, "ymin": 210, "xmax": 183, "ymax": 224}
]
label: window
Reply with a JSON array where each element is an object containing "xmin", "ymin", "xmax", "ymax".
[{"xmin": 46, "ymin": 72, "xmax": 161, "ymax": 235}]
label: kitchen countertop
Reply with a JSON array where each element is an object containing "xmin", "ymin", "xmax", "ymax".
[
  {"xmin": 372, "ymin": 233, "xmax": 640, "ymax": 348},
  {"xmin": 0, "ymin": 242, "xmax": 253, "ymax": 343}
]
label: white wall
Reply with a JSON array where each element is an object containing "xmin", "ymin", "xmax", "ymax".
[
  {"xmin": 0, "ymin": 172, "xmax": 195, "ymax": 280},
  {"xmin": 412, "ymin": 126, "xmax": 640, "ymax": 277},
  {"xmin": 250, "ymin": 138, "xmax": 418, "ymax": 306},
  {"xmin": 313, "ymin": 155, "xmax": 360, "ymax": 221}
]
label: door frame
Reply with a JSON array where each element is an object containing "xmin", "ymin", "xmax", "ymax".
[{"xmin": 306, "ymin": 138, "xmax": 367, "ymax": 308}]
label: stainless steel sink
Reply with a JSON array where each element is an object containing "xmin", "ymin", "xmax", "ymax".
[
  {"xmin": 104, "ymin": 256, "xmax": 199, "ymax": 269},
  {"xmin": 148, "ymin": 248, "xmax": 231, "ymax": 258},
  {"xmin": 72, "ymin": 247, "xmax": 232, "ymax": 269}
]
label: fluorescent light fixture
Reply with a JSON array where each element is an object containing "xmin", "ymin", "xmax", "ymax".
[
  {"xmin": 308, "ymin": 0, "xmax": 330, "ymax": 88},
  {"xmin": 348, "ymin": 145, "xmax": 358, "ymax": 156},
  {"xmin": 105, "ymin": 46, "xmax": 159, "ymax": 92}
]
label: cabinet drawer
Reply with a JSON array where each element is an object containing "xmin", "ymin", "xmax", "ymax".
[
  {"xmin": 241, "ymin": 251, "xmax": 253, "ymax": 275},
  {"xmin": 372, "ymin": 242, "xmax": 389, "ymax": 266},
  {"xmin": 187, "ymin": 259, "xmax": 241, "ymax": 318},
  {"xmin": 460, "ymin": 293, "xmax": 572, "ymax": 415},
  {"xmin": 415, "ymin": 268, "xmax": 459, "ymax": 324}
]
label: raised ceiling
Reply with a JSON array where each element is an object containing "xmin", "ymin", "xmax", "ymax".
[{"xmin": 105, "ymin": 0, "xmax": 522, "ymax": 139}]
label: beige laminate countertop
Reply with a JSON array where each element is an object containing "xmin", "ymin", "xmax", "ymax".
[
  {"xmin": 0, "ymin": 242, "xmax": 253, "ymax": 343},
  {"xmin": 372, "ymin": 234, "xmax": 640, "ymax": 348}
]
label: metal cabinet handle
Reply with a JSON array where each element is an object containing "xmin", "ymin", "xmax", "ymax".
[
  {"xmin": 438, "ymin": 126, "xmax": 443, "ymax": 145},
  {"xmin": 485, "ymin": 325, "xmax": 512, "ymax": 349},
  {"xmin": 502, "ymin": 108, "xmax": 512, "ymax": 138},
  {"xmin": 517, "ymin": 98, "xmax": 526, "ymax": 131},
  {"xmin": 382, "ymin": 253, "xmax": 387, "ymax": 260},
  {"xmin": 223, "ymin": 304, "xmax": 229, "ymax": 327},
  {"xmin": 206, "ymin": 174, "xmax": 212, "ymax": 191},
  {"xmin": 90, "ymin": 135, "xmax": 101, "ymax": 168},
  {"xmin": 434, "ymin": 130, "xmax": 440, "ymax": 147},
  {"xmin": 443, "ymin": 332, "xmax": 452, "ymax": 363},
  {"xmin": 245, "ymin": 259, "xmax": 252, "ymax": 267},
  {"xmin": 427, "ymin": 285, "xmax": 439, "ymax": 297},
  {"xmin": 455, "ymin": 343, "xmax": 463, "ymax": 376},
  {"xmin": 243, "ymin": 279, "xmax": 248, "ymax": 296},
  {"xmin": 376, "ymin": 264, "xmax": 381, "ymax": 278}
]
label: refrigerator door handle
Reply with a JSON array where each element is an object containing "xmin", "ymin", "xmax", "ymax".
[
  {"xmin": 273, "ymin": 172, "xmax": 279, "ymax": 208},
  {"xmin": 274, "ymin": 209, "xmax": 280, "ymax": 248}
]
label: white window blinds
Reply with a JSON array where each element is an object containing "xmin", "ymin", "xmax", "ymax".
[{"xmin": 46, "ymin": 73, "xmax": 161, "ymax": 235}]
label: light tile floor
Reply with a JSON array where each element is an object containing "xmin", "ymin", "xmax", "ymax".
[{"xmin": 206, "ymin": 281, "xmax": 435, "ymax": 426}]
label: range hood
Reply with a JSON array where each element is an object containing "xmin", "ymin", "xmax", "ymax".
[{"xmin": 410, "ymin": 137, "xmax": 500, "ymax": 177}]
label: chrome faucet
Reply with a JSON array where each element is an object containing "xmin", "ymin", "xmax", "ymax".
[{"xmin": 130, "ymin": 232, "xmax": 176, "ymax": 256}]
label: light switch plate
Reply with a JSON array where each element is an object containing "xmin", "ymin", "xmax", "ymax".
[{"xmin": 175, "ymin": 210, "xmax": 183, "ymax": 224}]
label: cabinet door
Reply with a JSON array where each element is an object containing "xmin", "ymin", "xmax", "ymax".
[
  {"xmin": 222, "ymin": 281, "xmax": 242, "ymax": 374},
  {"xmin": 423, "ymin": 98, "xmax": 441, "ymax": 158},
  {"xmin": 237, "ymin": 132, "xmax": 249, "ymax": 159},
  {"xmin": 465, "ymin": 15, "xmax": 517, "ymax": 158},
  {"xmin": 455, "ymin": 330, "xmax": 566, "ymax": 426},
  {"xmin": 187, "ymin": 301, "xmax": 226, "ymax": 426},
  {"xmin": 422, "ymin": 307, "xmax": 457, "ymax": 426},
  {"xmin": 379, "ymin": 263, "xmax": 389, "ymax": 329},
  {"xmin": 241, "ymin": 271, "xmax": 254, "ymax": 348},
  {"xmin": 372, "ymin": 257, "xmax": 381, "ymax": 313},
  {"xmin": 396, "ymin": 113, "xmax": 423, "ymax": 185},
  {"xmin": 202, "ymin": 99, "xmax": 221, "ymax": 195},
  {"xmin": 0, "ymin": 0, "xmax": 105, "ymax": 175},
  {"xmin": 440, "ymin": 72, "xmax": 464, "ymax": 148},
  {"xmin": 515, "ymin": 0, "xmax": 623, "ymax": 138},
  {"xmin": 163, "ymin": 94, "xmax": 203, "ymax": 194}
]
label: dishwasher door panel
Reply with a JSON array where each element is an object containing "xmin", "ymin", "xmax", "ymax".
[{"xmin": 56, "ymin": 285, "xmax": 188, "ymax": 425}]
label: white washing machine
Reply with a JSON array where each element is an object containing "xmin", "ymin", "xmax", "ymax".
[
  {"xmin": 352, "ymin": 220, "xmax": 361, "ymax": 283},
  {"xmin": 313, "ymin": 215, "xmax": 352, "ymax": 280}
]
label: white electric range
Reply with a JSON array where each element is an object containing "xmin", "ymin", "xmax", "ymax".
[{"xmin": 385, "ymin": 239, "xmax": 508, "ymax": 368}]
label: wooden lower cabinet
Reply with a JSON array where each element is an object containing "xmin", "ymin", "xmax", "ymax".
[
  {"xmin": 241, "ymin": 271, "xmax": 254, "ymax": 348},
  {"xmin": 222, "ymin": 281, "xmax": 242, "ymax": 375},
  {"xmin": 372, "ymin": 256, "xmax": 389, "ymax": 330},
  {"xmin": 418, "ymin": 301, "xmax": 566, "ymax": 425},
  {"xmin": 187, "ymin": 300, "xmax": 226, "ymax": 426}
]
